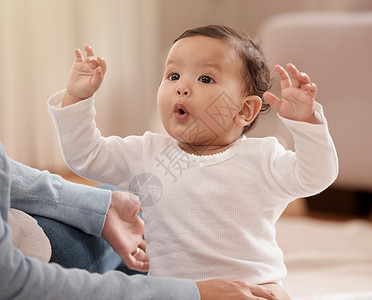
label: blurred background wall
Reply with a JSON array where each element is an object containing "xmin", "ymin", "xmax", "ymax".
[{"xmin": 0, "ymin": 0, "xmax": 364, "ymax": 173}]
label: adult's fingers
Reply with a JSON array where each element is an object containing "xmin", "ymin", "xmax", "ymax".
[{"xmin": 248, "ymin": 284, "xmax": 278, "ymax": 300}]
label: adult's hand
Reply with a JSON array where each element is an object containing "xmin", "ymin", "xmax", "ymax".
[
  {"xmin": 196, "ymin": 279, "xmax": 282, "ymax": 300},
  {"xmin": 102, "ymin": 191, "xmax": 149, "ymax": 272}
]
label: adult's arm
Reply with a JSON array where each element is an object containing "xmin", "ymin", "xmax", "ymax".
[{"xmin": 9, "ymin": 157, "xmax": 111, "ymax": 236}]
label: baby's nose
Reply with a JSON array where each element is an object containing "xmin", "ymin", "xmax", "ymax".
[{"xmin": 176, "ymin": 86, "xmax": 189, "ymax": 96}]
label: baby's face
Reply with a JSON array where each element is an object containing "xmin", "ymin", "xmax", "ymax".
[{"xmin": 157, "ymin": 35, "xmax": 247, "ymax": 155}]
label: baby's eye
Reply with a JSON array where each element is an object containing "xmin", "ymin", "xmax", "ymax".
[
  {"xmin": 199, "ymin": 75, "xmax": 214, "ymax": 84},
  {"xmin": 169, "ymin": 73, "xmax": 180, "ymax": 81}
]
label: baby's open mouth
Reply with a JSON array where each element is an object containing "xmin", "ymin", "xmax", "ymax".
[
  {"xmin": 174, "ymin": 103, "xmax": 188, "ymax": 114},
  {"xmin": 174, "ymin": 103, "xmax": 189, "ymax": 121}
]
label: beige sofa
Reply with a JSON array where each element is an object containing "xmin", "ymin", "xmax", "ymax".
[{"xmin": 255, "ymin": 9, "xmax": 372, "ymax": 193}]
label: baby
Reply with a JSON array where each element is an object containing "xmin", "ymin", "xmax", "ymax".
[{"xmin": 48, "ymin": 25, "xmax": 338, "ymax": 294}]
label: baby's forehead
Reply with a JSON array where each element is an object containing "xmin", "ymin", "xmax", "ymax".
[{"xmin": 166, "ymin": 36, "xmax": 242, "ymax": 67}]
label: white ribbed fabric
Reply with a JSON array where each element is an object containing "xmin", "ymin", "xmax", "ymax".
[{"xmin": 48, "ymin": 90, "xmax": 338, "ymax": 284}]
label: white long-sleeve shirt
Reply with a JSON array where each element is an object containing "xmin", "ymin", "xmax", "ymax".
[{"xmin": 49, "ymin": 90, "xmax": 338, "ymax": 284}]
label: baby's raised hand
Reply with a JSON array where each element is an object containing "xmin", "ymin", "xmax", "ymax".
[
  {"xmin": 263, "ymin": 63, "xmax": 319, "ymax": 124},
  {"xmin": 62, "ymin": 45, "xmax": 107, "ymax": 107}
]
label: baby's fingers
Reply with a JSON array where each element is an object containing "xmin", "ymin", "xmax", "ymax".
[
  {"xmin": 263, "ymin": 91, "xmax": 281, "ymax": 112},
  {"xmin": 85, "ymin": 57, "xmax": 107, "ymax": 75},
  {"xmin": 287, "ymin": 63, "xmax": 302, "ymax": 88},
  {"xmin": 97, "ymin": 56, "xmax": 107, "ymax": 75},
  {"xmin": 305, "ymin": 82, "xmax": 317, "ymax": 98},
  {"xmin": 74, "ymin": 48, "xmax": 84, "ymax": 62},
  {"xmin": 274, "ymin": 64, "xmax": 292, "ymax": 90},
  {"xmin": 84, "ymin": 56, "xmax": 99, "ymax": 69},
  {"xmin": 84, "ymin": 44, "xmax": 95, "ymax": 57},
  {"xmin": 288, "ymin": 63, "xmax": 312, "ymax": 89},
  {"xmin": 91, "ymin": 66, "xmax": 105, "ymax": 90},
  {"xmin": 299, "ymin": 72, "xmax": 311, "ymax": 85}
]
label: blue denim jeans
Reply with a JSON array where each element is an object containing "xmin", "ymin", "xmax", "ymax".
[
  {"xmin": 33, "ymin": 215, "xmax": 145, "ymax": 275},
  {"xmin": 32, "ymin": 215, "xmax": 117, "ymax": 273}
]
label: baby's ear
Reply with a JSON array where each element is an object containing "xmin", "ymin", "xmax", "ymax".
[{"xmin": 234, "ymin": 95, "xmax": 262, "ymax": 127}]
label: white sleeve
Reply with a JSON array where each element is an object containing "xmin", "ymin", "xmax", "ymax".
[
  {"xmin": 264, "ymin": 102, "xmax": 339, "ymax": 199},
  {"xmin": 47, "ymin": 90, "xmax": 145, "ymax": 188}
]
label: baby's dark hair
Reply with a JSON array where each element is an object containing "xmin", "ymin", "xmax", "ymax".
[{"xmin": 174, "ymin": 25, "xmax": 272, "ymax": 133}]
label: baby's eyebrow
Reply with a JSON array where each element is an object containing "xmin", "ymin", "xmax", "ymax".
[
  {"xmin": 202, "ymin": 62, "xmax": 222, "ymax": 71},
  {"xmin": 165, "ymin": 59, "xmax": 180, "ymax": 67},
  {"xmin": 165, "ymin": 59, "xmax": 222, "ymax": 72}
]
